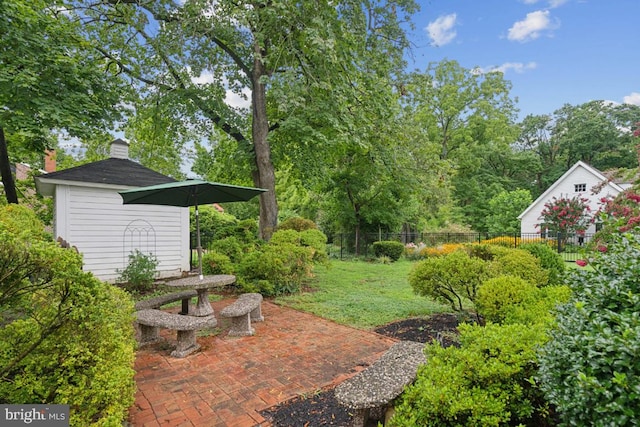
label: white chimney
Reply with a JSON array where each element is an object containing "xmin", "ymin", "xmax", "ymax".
[{"xmin": 110, "ymin": 139, "xmax": 130, "ymax": 159}]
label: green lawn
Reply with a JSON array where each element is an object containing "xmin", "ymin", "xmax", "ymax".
[{"xmin": 274, "ymin": 259, "xmax": 450, "ymax": 329}]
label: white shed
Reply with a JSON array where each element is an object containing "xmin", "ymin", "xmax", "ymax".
[
  {"xmin": 35, "ymin": 139, "xmax": 190, "ymax": 282},
  {"xmin": 518, "ymin": 161, "xmax": 629, "ymax": 236}
]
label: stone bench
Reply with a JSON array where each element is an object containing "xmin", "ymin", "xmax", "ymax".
[
  {"xmin": 219, "ymin": 293, "xmax": 264, "ymax": 336},
  {"xmin": 135, "ymin": 309, "xmax": 218, "ymax": 358},
  {"xmin": 334, "ymin": 341, "xmax": 427, "ymax": 427},
  {"xmin": 135, "ymin": 290, "xmax": 198, "ymax": 314}
]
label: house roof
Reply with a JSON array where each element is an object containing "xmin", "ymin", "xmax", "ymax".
[
  {"xmin": 35, "ymin": 158, "xmax": 176, "ymax": 197},
  {"xmin": 518, "ymin": 160, "xmax": 625, "ymax": 220},
  {"xmin": 601, "ymin": 168, "xmax": 640, "ymax": 186}
]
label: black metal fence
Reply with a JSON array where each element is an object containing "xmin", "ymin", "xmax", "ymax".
[
  {"xmin": 326, "ymin": 232, "xmax": 595, "ymax": 262},
  {"xmin": 189, "ymin": 231, "xmax": 593, "ymax": 268}
]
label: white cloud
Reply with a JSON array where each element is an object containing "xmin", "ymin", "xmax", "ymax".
[
  {"xmin": 426, "ymin": 13, "xmax": 458, "ymax": 47},
  {"xmin": 475, "ymin": 62, "xmax": 537, "ymax": 75},
  {"xmin": 51, "ymin": 5, "xmax": 72, "ymax": 16},
  {"xmin": 520, "ymin": 0, "xmax": 568, "ymax": 6},
  {"xmin": 191, "ymin": 70, "xmax": 214, "ymax": 85},
  {"xmin": 623, "ymin": 92, "xmax": 640, "ymax": 106},
  {"xmin": 493, "ymin": 62, "xmax": 538, "ymax": 74},
  {"xmin": 548, "ymin": 0, "xmax": 569, "ymax": 8},
  {"xmin": 225, "ymin": 87, "xmax": 251, "ymax": 110},
  {"xmin": 508, "ymin": 10, "xmax": 558, "ymax": 42},
  {"xmin": 189, "ymin": 69, "xmax": 250, "ymax": 110}
]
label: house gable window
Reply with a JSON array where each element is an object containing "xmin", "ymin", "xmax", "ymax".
[{"xmin": 574, "ymin": 183, "xmax": 587, "ymax": 192}]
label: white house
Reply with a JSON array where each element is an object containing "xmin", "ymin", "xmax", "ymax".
[
  {"xmin": 35, "ymin": 139, "xmax": 190, "ymax": 282},
  {"xmin": 518, "ymin": 161, "xmax": 632, "ymax": 236}
]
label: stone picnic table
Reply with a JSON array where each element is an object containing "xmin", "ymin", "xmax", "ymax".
[{"xmin": 165, "ymin": 274, "xmax": 236, "ymax": 317}]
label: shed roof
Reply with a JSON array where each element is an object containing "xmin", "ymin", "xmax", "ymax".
[{"xmin": 36, "ymin": 157, "xmax": 175, "ymax": 197}]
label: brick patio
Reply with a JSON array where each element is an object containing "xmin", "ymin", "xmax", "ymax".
[{"xmin": 128, "ymin": 299, "xmax": 397, "ymax": 426}]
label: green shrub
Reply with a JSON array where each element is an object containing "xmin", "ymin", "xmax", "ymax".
[
  {"xmin": 391, "ymin": 323, "xmax": 551, "ymax": 427},
  {"xmin": 116, "ymin": 250, "xmax": 158, "ymax": 292},
  {"xmin": 409, "ymin": 250, "xmax": 490, "ymax": 312},
  {"xmin": 538, "ymin": 231, "xmax": 640, "ymax": 426},
  {"xmin": 465, "ymin": 243, "xmax": 497, "ymax": 261},
  {"xmin": 0, "ymin": 206, "xmax": 136, "ymax": 426},
  {"xmin": 0, "ymin": 203, "xmax": 50, "ymax": 241},
  {"xmin": 191, "ymin": 205, "xmax": 236, "ymax": 240},
  {"xmin": 480, "ymin": 235, "xmax": 523, "ymax": 248},
  {"xmin": 238, "ymin": 243, "xmax": 313, "ymax": 296},
  {"xmin": 372, "ymin": 240, "xmax": 405, "ymax": 261},
  {"xmin": 193, "ymin": 206, "xmax": 261, "ymax": 246},
  {"xmin": 2, "ymin": 176, "xmax": 54, "ymax": 226},
  {"xmin": 270, "ymin": 228, "xmax": 328, "ymax": 264},
  {"xmin": 235, "ymin": 228, "xmax": 326, "ymax": 296},
  {"xmin": 201, "ymin": 251, "xmax": 234, "ymax": 275},
  {"xmin": 269, "ymin": 229, "xmax": 301, "ymax": 245},
  {"xmin": 519, "ymin": 243, "xmax": 566, "ymax": 286},
  {"xmin": 476, "ymin": 275, "xmax": 539, "ymax": 324},
  {"xmin": 208, "ymin": 236, "xmax": 246, "ymax": 263},
  {"xmin": 489, "ymin": 248, "xmax": 549, "ymax": 286},
  {"xmin": 233, "ymin": 218, "xmax": 260, "ymax": 244},
  {"xmin": 508, "ymin": 285, "xmax": 571, "ymax": 326},
  {"xmin": 277, "ymin": 216, "xmax": 318, "ymax": 231},
  {"xmin": 300, "ymin": 229, "xmax": 328, "ymax": 264}
]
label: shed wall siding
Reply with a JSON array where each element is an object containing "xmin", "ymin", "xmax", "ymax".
[
  {"xmin": 54, "ymin": 185, "xmax": 189, "ymax": 282},
  {"xmin": 520, "ymin": 166, "xmax": 621, "ymax": 235}
]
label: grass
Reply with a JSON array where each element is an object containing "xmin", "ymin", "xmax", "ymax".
[{"xmin": 274, "ymin": 259, "xmax": 450, "ymax": 329}]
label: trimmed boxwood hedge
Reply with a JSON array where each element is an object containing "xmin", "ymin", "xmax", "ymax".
[{"xmin": 372, "ymin": 240, "xmax": 405, "ymax": 261}]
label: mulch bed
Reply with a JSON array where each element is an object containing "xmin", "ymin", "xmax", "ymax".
[{"xmin": 260, "ymin": 313, "xmax": 461, "ymax": 427}]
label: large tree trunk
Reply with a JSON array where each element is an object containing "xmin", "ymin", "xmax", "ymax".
[
  {"xmin": 251, "ymin": 50, "xmax": 278, "ymax": 241},
  {"xmin": 0, "ymin": 127, "xmax": 19, "ymax": 204}
]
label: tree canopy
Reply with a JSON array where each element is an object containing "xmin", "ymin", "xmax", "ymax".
[
  {"xmin": 68, "ymin": 0, "xmax": 418, "ymax": 239},
  {"xmin": 0, "ymin": 0, "xmax": 122, "ymax": 204},
  {"xmin": 3, "ymin": 1, "xmax": 639, "ymax": 238}
]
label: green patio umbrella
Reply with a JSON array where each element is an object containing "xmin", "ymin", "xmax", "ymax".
[{"xmin": 119, "ymin": 180, "xmax": 267, "ymax": 279}]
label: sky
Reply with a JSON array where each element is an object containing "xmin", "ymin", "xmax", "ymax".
[{"xmin": 404, "ymin": 0, "xmax": 640, "ymax": 120}]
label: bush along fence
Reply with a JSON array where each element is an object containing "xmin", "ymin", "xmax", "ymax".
[{"xmin": 325, "ymin": 232, "xmax": 595, "ymax": 261}]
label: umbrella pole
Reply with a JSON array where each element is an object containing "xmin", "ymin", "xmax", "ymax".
[{"xmin": 196, "ymin": 202, "xmax": 203, "ymax": 280}]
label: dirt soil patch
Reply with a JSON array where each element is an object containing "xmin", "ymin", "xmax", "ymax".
[{"xmin": 260, "ymin": 313, "xmax": 460, "ymax": 427}]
